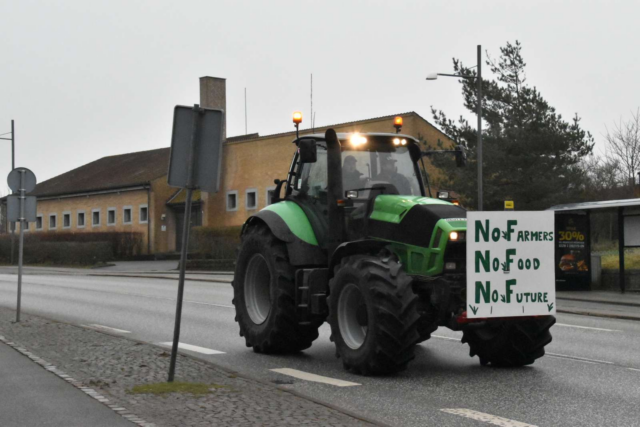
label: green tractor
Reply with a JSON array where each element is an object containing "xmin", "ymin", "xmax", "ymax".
[{"xmin": 232, "ymin": 123, "xmax": 555, "ymax": 375}]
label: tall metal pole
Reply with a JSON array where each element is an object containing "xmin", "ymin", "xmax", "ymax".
[
  {"xmin": 168, "ymin": 104, "xmax": 200, "ymax": 382},
  {"xmin": 10, "ymin": 120, "xmax": 15, "ymax": 264},
  {"xmin": 477, "ymin": 45, "xmax": 483, "ymax": 211},
  {"xmin": 16, "ymin": 169, "xmax": 25, "ymax": 322}
]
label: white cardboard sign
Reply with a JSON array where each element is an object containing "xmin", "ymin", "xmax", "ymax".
[{"xmin": 466, "ymin": 211, "xmax": 556, "ymax": 318}]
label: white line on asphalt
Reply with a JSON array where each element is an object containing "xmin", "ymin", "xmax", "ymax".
[
  {"xmin": 159, "ymin": 342, "xmax": 225, "ymax": 355},
  {"xmin": 629, "ymin": 368, "xmax": 640, "ymax": 372},
  {"xmin": 555, "ymin": 323, "xmax": 621, "ymax": 332},
  {"xmin": 82, "ymin": 324, "xmax": 131, "ymax": 334},
  {"xmin": 270, "ymin": 368, "xmax": 361, "ymax": 387},
  {"xmin": 546, "ymin": 352, "xmax": 614, "ymax": 365},
  {"xmin": 441, "ymin": 408, "xmax": 537, "ymax": 427},
  {"xmin": 431, "ymin": 334, "xmax": 461, "ymax": 342}
]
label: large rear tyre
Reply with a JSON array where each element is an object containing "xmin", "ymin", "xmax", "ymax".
[
  {"xmin": 232, "ymin": 225, "xmax": 321, "ymax": 353},
  {"xmin": 328, "ymin": 255, "xmax": 420, "ymax": 375},
  {"xmin": 462, "ymin": 316, "xmax": 556, "ymax": 367}
]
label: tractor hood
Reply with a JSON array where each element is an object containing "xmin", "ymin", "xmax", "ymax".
[{"xmin": 367, "ymin": 195, "xmax": 467, "ymax": 248}]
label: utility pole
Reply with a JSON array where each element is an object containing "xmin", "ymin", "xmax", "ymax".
[
  {"xmin": 0, "ymin": 120, "xmax": 15, "ymax": 261},
  {"xmin": 477, "ymin": 45, "xmax": 483, "ymax": 211}
]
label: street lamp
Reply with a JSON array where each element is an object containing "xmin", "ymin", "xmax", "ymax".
[{"xmin": 427, "ymin": 45, "xmax": 483, "ymax": 211}]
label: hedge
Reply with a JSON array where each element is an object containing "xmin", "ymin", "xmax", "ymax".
[
  {"xmin": 190, "ymin": 226, "xmax": 242, "ymax": 260},
  {"xmin": 0, "ymin": 240, "xmax": 113, "ymax": 266},
  {"xmin": 0, "ymin": 231, "xmax": 142, "ymax": 265}
]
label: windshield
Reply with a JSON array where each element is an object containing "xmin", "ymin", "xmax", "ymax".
[{"xmin": 342, "ymin": 146, "xmax": 422, "ymax": 196}]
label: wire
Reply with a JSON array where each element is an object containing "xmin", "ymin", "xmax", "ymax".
[{"xmin": 0, "ymin": 131, "xmax": 12, "ymax": 136}]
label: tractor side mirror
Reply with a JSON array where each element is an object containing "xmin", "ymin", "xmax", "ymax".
[
  {"xmin": 455, "ymin": 145, "xmax": 467, "ymax": 167},
  {"xmin": 298, "ymin": 139, "xmax": 317, "ymax": 163}
]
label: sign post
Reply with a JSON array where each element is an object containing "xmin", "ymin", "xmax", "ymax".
[
  {"xmin": 6, "ymin": 167, "xmax": 37, "ymax": 323},
  {"xmin": 166, "ymin": 105, "xmax": 224, "ymax": 382},
  {"xmin": 466, "ymin": 212, "xmax": 556, "ymax": 318}
]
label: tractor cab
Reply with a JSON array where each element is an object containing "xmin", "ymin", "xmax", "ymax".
[{"xmin": 282, "ymin": 132, "xmax": 428, "ymax": 246}]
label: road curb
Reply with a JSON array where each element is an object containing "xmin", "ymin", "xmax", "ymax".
[
  {"xmin": 2, "ymin": 309, "xmax": 388, "ymax": 427},
  {"xmin": 557, "ymin": 296, "xmax": 640, "ymax": 308},
  {"xmin": 0, "ymin": 334, "xmax": 154, "ymax": 427},
  {"xmin": 557, "ymin": 308, "xmax": 640, "ymax": 322},
  {"xmin": 86, "ymin": 273, "xmax": 232, "ymax": 284}
]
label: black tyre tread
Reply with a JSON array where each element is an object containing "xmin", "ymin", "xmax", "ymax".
[
  {"xmin": 328, "ymin": 255, "xmax": 420, "ymax": 375},
  {"xmin": 462, "ymin": 316, "xmax": 556, "ymax": 367},
  {"xmin": 232, "ymin": 225, "xmax": 321, "ymax": 354}
]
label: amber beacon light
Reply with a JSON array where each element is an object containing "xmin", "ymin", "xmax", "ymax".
[
  {"xmin": 293, "ymin": 111, "xmax": 303, "ymax": 124},
  {"xmin": 393, "ymin": 116, "xmax": 403, "ymax": 133}
]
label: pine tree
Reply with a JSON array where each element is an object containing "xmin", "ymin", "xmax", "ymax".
[{"xmin": 429, "ymin": 41, "xmax": 594, "ymax": 210}]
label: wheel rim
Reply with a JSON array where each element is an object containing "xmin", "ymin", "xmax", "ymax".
[
  {"xmin": 244, "ymin": 254, "xmax": 271, "ymax": 324},
  {"xmin": 337, "ymin": 283, "xmax": 368, "ymax": 350}
]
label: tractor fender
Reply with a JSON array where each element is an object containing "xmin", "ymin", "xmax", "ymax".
[
  {"xmin": 328, "ymin": 239, "xmax": 389, "ymax": 277},
  {"xmin": 244, "ymin": 207, "xmax": 327, "ymax": 267}
]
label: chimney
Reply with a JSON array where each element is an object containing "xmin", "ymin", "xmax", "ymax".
[{"xmin": 199, "ymin": 76, "xmax": 226, "ymax": 139}]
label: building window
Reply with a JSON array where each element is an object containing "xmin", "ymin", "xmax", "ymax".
[
  {"xmin": 36, "ymin": 215, "xmax": 43, "ymax": 230},
  {"xmin": 246, "ymin": 189, "xmax": 257, "ymax": 210},
  {"xmin": 49, "ymin": 214, "xmax": 57, "ymax": 230},
  {"xmin": 77, "ymin": 211, "xmax": 85, "ymax": 228},
  {"xmin": 92, "ymin": 209, "xmax": 101, "ymax": 227},
  {"xmin": 63, "ymin": 212, "xmax": 71, "ymax": 229},
  {"xmin": 23, "ymin": 221, "xmax": 29, "ymax": 231},
  {"xmin": 139, "ymin": 205, "xmax": 148, "ymax": 224},
  {"xmin": 226, "ymin": 190, "xmax": 238, "ymax": 212},
  {"xmin": 123, "ymin": 206, "xmax": 132, "ymax": 224},
  {"xmin": 107, "ymin": 207, "xmax": 116, "ymax": 226},
  {"xmin": 266, "ymin": 186, "xmax": 277, "ymax": 206}
]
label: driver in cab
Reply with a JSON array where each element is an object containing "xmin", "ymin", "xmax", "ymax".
[
  {"xmin": 376, "ymin": 156, "xmax": 412, "ymax": 195},
  {"xmin": 342, "ymin": 155, "xmax": 364, "ymax": 191}
]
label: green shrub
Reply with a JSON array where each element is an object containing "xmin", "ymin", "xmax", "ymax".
[
  {"xmin": 190, "ymin": 226, "xmax": 242, "ymax": 260},
  {"xmin": 0, "ymin": 239, "xmax": 113, "ymax": 265},
  {"xmin": 0, "ymin": 231, "xmax": 141, "ymax": 264}
]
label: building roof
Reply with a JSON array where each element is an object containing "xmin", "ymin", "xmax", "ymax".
[
  {"xmin": 548, "ymin": 198, "xmax": 640, "ymax": 212},
  {"xmin": 30, "ymin": 147, "xmax": 171, "ymax": 198}
]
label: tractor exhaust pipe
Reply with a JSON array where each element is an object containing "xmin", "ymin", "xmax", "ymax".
[{"xmin": 325, "ymin": 128, "xmax": 344, "ymax": 255}]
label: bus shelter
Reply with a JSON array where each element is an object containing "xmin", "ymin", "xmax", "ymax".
[{"xmin": 548, "ymin": 198, "xmax": 640, "ymax": 293}]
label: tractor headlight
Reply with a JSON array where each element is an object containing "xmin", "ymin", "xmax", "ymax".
[{"xmin": 449, "ymin": 231, "xmax": 465, "ymax": 241}]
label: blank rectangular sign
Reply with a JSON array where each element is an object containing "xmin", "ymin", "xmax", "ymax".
[
  {"xmin": 624, "ymin": 215, "xmax": 640, "ymax": 247},
  {"xmin": 168, "ymin": 106, "xmax": 224, "ymax": 193},
  {"xmin": 7, "ymin": 195, "xmax": 37, "ymax": 222}
]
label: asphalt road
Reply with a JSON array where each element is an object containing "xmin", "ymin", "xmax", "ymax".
[{"xmin": 1, "ymin": 273, "xmax": 639, "ymax": 427}]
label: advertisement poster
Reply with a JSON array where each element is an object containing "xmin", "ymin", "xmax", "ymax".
[
  {"xmin": 555, "ymin": 213, "xmax": 590, "ymax": 290},
  {"xmin": 466, "ymin": 212, "xmax": 556, "ymax": 318}
]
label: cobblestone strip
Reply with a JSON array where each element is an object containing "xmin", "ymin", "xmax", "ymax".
[
  {"xmin": 0, "ymin": 334, "xmax": 154, "ymax": 427},
  {"xmin": 0, "ymin": 309, "xmax": 373, "ymax": 426}
]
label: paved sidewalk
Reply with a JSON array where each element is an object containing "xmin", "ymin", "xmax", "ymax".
[
  {"xmin": 556, "ymin": 290, "xmax": 640, "ymax": 321},
  {"xmin": 0, "ymin": 339, "xmax": 133, "ymax": 427},
  {"xmin": 0, "ymin": 308, "xmax": 373, "ymax": 427}
]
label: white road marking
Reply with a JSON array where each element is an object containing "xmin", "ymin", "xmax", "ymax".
[
  {"xmin": 270, "ymin": 368, "xmax": 361, "ymax": 387},
  {"xmin": 546, "ymin": 352, "xmax": 614, "ymax": 365},
  {"xmin": 441, "ymin": 408, "xmax": 536, "ymax": 427},
  {"xmin": 629, "ymin": 368, "xmax": 640, "ymax": 372},
  {"xmin": 81, "ymin": 324, "xmax": 130, "ymax": 334},
  {"xmin": 159, "ymin": 342, "xmax": 225, "ymax": 355},
  {"xmin": 555, "ymin": 323, "xmax": 620, "ymax": 332},
  {"xmin": 432, "ymin": 334, "xmax": 461, "ymax": 342}
]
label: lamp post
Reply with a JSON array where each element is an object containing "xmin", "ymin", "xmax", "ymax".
[
  {"xmin": 0, "ymin": 120, "xmax": 15, "ymax": 261},
  {"xmin": 427, "ymin": 45, "xmax": 483, "ymax": 211}
]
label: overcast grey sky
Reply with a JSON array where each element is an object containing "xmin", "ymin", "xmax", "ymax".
[{"xmin": 1, "ymin": 0, "xmax": 638, "ymax": 188}]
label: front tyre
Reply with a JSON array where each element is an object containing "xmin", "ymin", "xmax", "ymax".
[
  {"xmin": 328, "ymin": 255, "xmax": 420, "ymax": 375},
  {"xmin": 462, "ymin": 316, "xmax": 556, "ymax": 367},
  {"xmin": 232, "ymin": 225, "xmax": 321, "ymax": 353}
]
